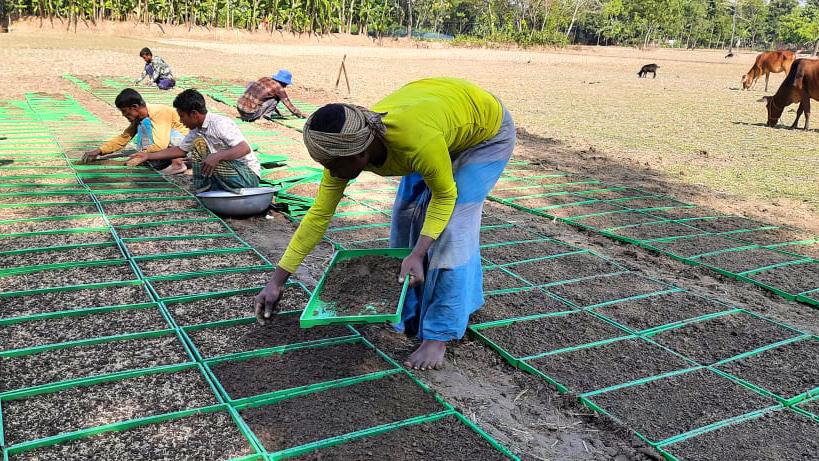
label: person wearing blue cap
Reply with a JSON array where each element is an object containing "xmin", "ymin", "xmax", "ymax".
[{"xmin": 236, "ymin": 70, "xmax": 307, "ymax": 122}]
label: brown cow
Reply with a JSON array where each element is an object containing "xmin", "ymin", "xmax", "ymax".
[
  {"xmin": 761, "ymin": 58, "xmax": 819, "ymax": 130},
  {"xmin": 742, "ymin": 50, "xmax": 795, "ymax": 92}
]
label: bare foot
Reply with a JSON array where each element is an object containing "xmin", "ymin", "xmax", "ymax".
[
  {"xmin": 160, "ymin": 159, "xmax": 187, "ymax": 175},
  {"xmin": 404, "ymin": 340, "xmax": 446, "ymax": 370}
]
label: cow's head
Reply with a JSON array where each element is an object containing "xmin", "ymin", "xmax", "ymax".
[
  {"xmin": 741, "ymin": 74, "xmax": 751, "ymax": 90},
  {"xmin": 759, "ymin": 96, "xmax": 782, "ymax": 127}
]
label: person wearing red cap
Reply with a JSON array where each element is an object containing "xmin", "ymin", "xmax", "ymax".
[{"xmin": 236, "ymin": 69, "xmax": 307, "ymax": 122}]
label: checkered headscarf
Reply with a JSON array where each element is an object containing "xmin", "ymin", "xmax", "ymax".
[{"xmin": 302, "ymin": 104, "xmax": 386, "ymax": 163}]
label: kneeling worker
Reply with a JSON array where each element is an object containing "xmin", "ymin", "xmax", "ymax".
[
  {"xmin": 237, "ymin": 70, "xmax": 307, "ymax": 122},
  {"xmin": 128, "ymin": 89, "xmax": 261, "ymax": 193}
]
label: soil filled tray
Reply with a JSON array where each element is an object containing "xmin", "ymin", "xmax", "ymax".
[
  {"xmin": 781, "ymin": 242, "xmax": 819, "ymax": 259},
  {"xmin": 242, "ymin": 373, "xmax": 444, "ymax": 452},
  {"xmin": 8, "ymin": 410, "xmax": 254, "ymax": 461},
  {"xmin": 661, "ymin": 409, "xmax": 819, "ymax": 461},
  {"xmin": 187, "ymin": 315, "xmax": 352, "ymax": 358},
  {"xmin": 0, "ymin": 263, "xmax": 136, "ymax": 293},
  {"xmin": 344, "ymin": 239, "xmax": 391, "ymax": 250},
  {"xmin": 587, "ymin": 368, "xmax": 775, "ymax": 442},
  {"xmin": 0, "ymin": 194, "xmax": 92, "ymax": 204},
  {"xmin": 0, "ymin": 284, "xmax": 151, "ymax": 320},
  {"xmin": 683, "ymin": 216, "xmax": 767, "ymax": 233},
  {"xmin": 2, "ymin": 177, "xmax": 78, "ymax": 184},
  {"xmin": 479, "ymin": 226, "xmax": 539, "ymax": 245},
  {"xmin": 747, "ymin": 261, "xmax": 819, "ymax": 295},
  {"xmin": 476, "ymin": 312, "xmax": 627, "ymax": 358},
  {"xmin": 696, "ymin": 248, "xmax": 803, "ymax": 274},
  {"xmin": 571, "ymin": 211, "xmax": 662, "ymax": 230},
  {"xmin": 329, "ymin": 213, "xmax": 392, "ymax": 230},
  {"xmin": 81, "ymin": 176, "xmax": 167, "ymax": 184},
  {"xmin": 0, "ymin": 245, "xmax": 122, "ymax": 270},
  {"xmin": 470, "ymin": 288, "xmax": 572, "ymax": 324},
  {"xmin": 1, "ymin": 204, "xmax": 99, "ymax": 220},
  {"xmin": 95, "ymin": 191, "xmax": 187, "ymax": 200},
  {"xmin": 136, "ymin": 251, "xmax": 268, "ymax": 278},
  {"xmin": 577, "ymin": 188, "xmax": 650, "ymax": 200},
  {"xmin": 0, "ymin": 334, "xmax": 189, "ymax": 393},
  {"xmin": 208, "ymin": 341, "xmax": 393, "ymax": 400},
  {"xmin": 302, "ymin": 250, "xmax": 409, "ymax": 327},
  {"xmin": 548, "ymin": 202, "xmax": 629, "ymax": 218},
  {"xmin": 483, "ymin": 267, "xmax": 530, "ymax": 291},
  {"xmin": 290, "ymin": 414, "xmax": 510, "ymax": 460},
  {"xmin": 715, "ymin": 337, "xmax": 819, "ymax": 400},
  {"xmin": 0, "ymin": 216, "xmax": 106, "ymax": 235},
  {"xmin": 616, "ymin": 197, "xmax": 691, "ymax": 211},
  {"xmin": 326, "ymin": 225, "xmax": 392, "ymax": 244},
  {"xmin": 1, "ymin": 368, "xmax": 218, "ymax": 446},
  {"xmin": 282, "ymin": 182, "xmax": 320, "ymax": 197},
  {"xmin": 125, "ymin": 237, "xmax": 246, "ymax": 257},
  {"xmin": 116, "ymin": 221, "xmax": 230, "ymax": 239},
  {"xmin": 729, "ymin": 227, "xmax": 816, "ymax": 246},
  {"xmin": 0, "ymin": 306, "xmax": 169, "ymax": 352},
  {"xmin": 108, "ymin": 210, "xmax": 214, "ymax": 226},
  {"xmin": 149, "ymin": 270, "xmax": 275, "ymax": 299},
  {"xmin": 609, "ymin": 222, "xmax": 704, "ymax": 241},
  {"xmin": 545, "ymin": 273, "xmax": 671, "ymax": 308},
  {"xmin": 481, "ymin": 240, "xmax": 574, "ymax": 265},
  {"xmin": 490, "ymin": 187, "xmax": 540, "ymax": 200},
  {"xmin": 649, "ymin": 235, "xmax": 751, "ymax": 258},
  {"xmin": 526, "ymin": 338, "xmax": 691, "ymax": 393},
  {"xmin": 102, "ymin": 199, "xmax": 203, "ymax": 215},
  {"xmin": 166, "ymin": 285, "xmax": 310, "ymax": 326},
  {"xmin": 0, "ymin": 231, "xmax": 113, "ymax": 252},
  {"xmin": 504, "ymin": 252, "xmax": 622, "ymax": 285},
  {"xmin": 507, "ymin": 194, "xmax": 589, "ymax": 209},
  {"xmin": 593, "ymin": 291, "xmax": 730, "ymax": 332},
  {"xmin": 649, "ymin": 312, "xmax": 800, "ymax": 365},
  {"xmin": 798, "ymin": 398, "xmax": 819, "ymax": 416}
]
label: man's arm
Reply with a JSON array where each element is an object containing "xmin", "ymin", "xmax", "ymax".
[
  {"xmin": 98, "ymin": 122, "xmax": 139, "ymax": 154},
  {"xmin": 127, "ymin": 146, "xmax": 186, "ymax": 166},
  {"xmin": 275, "ymin": 88, "xmax": 307, "ymax": 118},
  {"xmin": 200, "ymin": 141, "xmax": 251, "ymax": 177},
  {"xmin": 135, "ymin": 66, "xmax": 148, "ymax": 84}
]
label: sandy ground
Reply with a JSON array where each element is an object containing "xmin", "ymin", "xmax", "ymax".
[{"xmin": 2, "ymin": 22, "xmax": 819, "ymax": 460}]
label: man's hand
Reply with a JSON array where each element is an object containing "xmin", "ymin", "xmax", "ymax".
[
  {"xmin": 126, "ymin": 152, "xmax": 150, "ymax": 167},
  {"xmin": 201, "ymin": 152, "xmax": 224, "ymax": 177},
  {"xmin": 399, "ymin": 253, "xmax": 425, "ymax": 287},
  {"xmin": 255, "ymin": 279, "xmax": 284, "ymax": 325},
  {"xmin": 296, "ymin": 111, "xmax": 307, "ymax": 119},
  {"xmin": 81, "ymin": 149, "xmax": 101, "ymax": 164}
]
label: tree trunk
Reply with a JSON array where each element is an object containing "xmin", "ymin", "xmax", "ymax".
[
  {"xmin": 565, "ymin": 0, "xmax": 580, "ymax": 37},
  {"xmin": 0, "ymin": 0, "xmax": 9, "ymax": 32},
  {"xmin": 406, "ymin": 0, "xmax": 412, "ymax": 39},
  {"xmin": 813, "ymin": 38, "xmax": 818, "ymax": 57},
  {"xmin": 727, "ymin": 0, "xmax": 737, "ymax": 54}
]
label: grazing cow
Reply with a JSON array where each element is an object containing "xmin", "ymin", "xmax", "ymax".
[
  {"xmin": 742, "ymin": 50, "xmax": 795, "ymax": 92},
  {"xmin": 761, "ymin": 58, "xmax": 819, "ymax": 130},
  {"xmin": 638, "ymin": 64, "xmax": 659, "ymax": 78}
]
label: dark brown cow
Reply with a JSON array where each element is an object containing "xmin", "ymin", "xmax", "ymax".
[
  {"xmin": 761, "ymin": 58, "xmax": 819, "ymax": 130},
  {"xmin": 742, "ymin": 50, "xmax": 795, "ymax": 92}
]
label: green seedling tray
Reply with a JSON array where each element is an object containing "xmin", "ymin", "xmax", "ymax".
[{"xmin": 300, "ymin": 248, "xmax": 411, "ymax": 328}]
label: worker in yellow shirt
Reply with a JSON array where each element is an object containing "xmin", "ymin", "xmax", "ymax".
[
  {"xmin": 255, "ymin": 78, "xmax": 516, "ymax": 370},
  {"xmin": 82, "ymin": 88, "xmax": 188, "ymax": 174}
]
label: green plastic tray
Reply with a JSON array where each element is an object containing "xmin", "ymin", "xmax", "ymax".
[{"xmin": 300, "ymin": 248, "xmax": 411, "ymax": 328}]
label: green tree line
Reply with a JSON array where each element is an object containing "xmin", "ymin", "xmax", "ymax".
[{"xmin": 1, "ymin": 0, "xmax": 817, "ymax": 52}]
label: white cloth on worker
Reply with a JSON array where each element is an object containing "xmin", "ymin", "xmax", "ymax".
[{"xmin": 179, "ymin": 112, "xmax": 260, "ymax": 176}]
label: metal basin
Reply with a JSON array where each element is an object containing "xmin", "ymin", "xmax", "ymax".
[{"xmin": 196, "ymin": 187, "xmax": 277, "ymax": 217}]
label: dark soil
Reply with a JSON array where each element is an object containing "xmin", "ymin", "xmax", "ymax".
[
  {"xmin": 329, "ymin": 213, "xmax": 392, "ymax": 229},
  {"xmin": 780, "ymin": 242, "xmax": 819, "ymax": 259},
  {"xmin": 490, "ymin": 186, "xmax": 541, "ymax": 199},
  {"xmin": 0, "ymin": 216, "xmax": 106, "ymax": 235},
  {"xmin": 483, "ymin": 267, "xmax": 530, "ymax": 291},
  {"xmin": 1, "ymin": 306, "xmax": 169, "ymax": 352},
  {"xmin": 3, "ymin": 177, "xmax": 78, "ymax": 184},
  {"xmin": 716, "ymin": 337, "xmax": 819, "ymax": 399},
  {"xmin": 549, "ymin": 202, "xmax": 629, "ymax": 219},
  {"xmin": 480, "ymin": 214, "xmax": 508, "ymax": 227},
  {"xmin": 614, "ymin": 197, "xmax": 690, "ymax": 211},
  {"xmin": 9, "ymin": 411, "xmax": 254, "ymax": 461},
  {"xmin": 481, "ymin": 240, "xmax": 575, "ymax": 265},
  {"xmin": 508, "ymin": 194, "xmax": 590, "ymax": 209},
  {"xmin": 344, "ymin": 239, "xmax": 391, "ymax": 249},
  {"xmin": 493, "ymin": 178, "xmax": 535, "ymax": 189},
  {"xmin": 1, "ymin": 368, "xmax": 217, "ymax": 445},
  {"xmin": 696, "ymin": 248, "xmax": 802, "ymax": 274},
  {"xmin": 748, "ymin": 261, "xmax": 819, "ymax": 295},
  {"xmin": 0, "ymin": 284, "xmax": 151, "ymax": 320},
  {"xmin": 0, "ymin": 245, "xmax": 122, "ymax": 269},
  {"xmin": 0, "ymin": 231, "xmax": 113, "ymax": 252},
  {"xmin": 609, "ymin": 222, "xmax": 704, "ymax": 241},
  {"xmin": 649, "ymin": 312, "xmax": 801, "ymax": 365},
  {"xmin": 96, "ymin": 191, "xmax": 188, "ymax": 200},
  {"xmin": 545, "ymin": 273, "xmax": 671, "ymax": 308},
  {"xmin": 648, "ymin": 235, "xmax": 751, "ymax": 258},
  {"xmin": 0, "ymin": 334, "xmax": 189, "ymax": 393},
  {"xmin": 108, "ymin": 210, "xmax": 214, "ymax": 226},
  {"xmin": 242, "ymin": 373, "xmax": 444, "ymax": 452},
  {"xmin": 102, "ymin": 199, "xmax": 203, "ymax": 215},
  {"xmin": 526, "ymin": 338, "xmax": 691, "ymax": 393},
  {"xmin": 125, "ymin": 237, "xmax": 246, "ymax": 257},
  {"xmin": 167, "ymin": 284, "xmax": 310, "ymax": 325},
  {"xmin": 209, "ymin": 341, "xmax": 392, "ymax": 399},
  {"xmin": 0, "ymin": 193, "xmax": 92, "ymax": 204},
  {"xmin": 588, "ymin": 368, "xmax": 775, "ymax": 442},
  {"xmin": 593, "ymin": 292, "xmax": 731, "ymax": 332},
  {"xmin": 683, "ymin": 216, "xmax": 768, "ymax": 233},
  {"xmin": 728, "ymin": 227, "xmax": 816, "ymax": 246},
  {"xmin": 290, "ymin": 414, "xmax": 510, "ymax": 461},
  {"xmin": 578, "ymin": 188, "xmax": 653, "ymax": 200},
  {"xmin": 149, "ymin": 270, "xmax": 275, "ymax": 299},
  {"xmin": 136, "ymin": 251, "xmax": 268, "ymax": 277},
  {"xmin": 187, "ymin": 314, "xmax": 352, "ymax": 358},
  {"xmin": 661, "ymin": 408, "xmax": 819, "ymax": 461},
  {"xmin": 1, "ymin": 204, "xmax": 99, "ymax": 219},
  {"xmin": 633, "ymin": 206, "xmax": 714, "ymax": 221},
  {"xmin": 504, "ymin": 252, "xmax": 623, "ymax": 286},
  {"xmin": 0, "ymin": 263, "xmax": 136, "ymax": 293},
  {"xmin": 326, "ymin": 225, "xmax": 392, "ymax": 244},
  {"xmin": 333, "ymin": 202, "xmax": 378, "ymax": 214},
  {"xmin": 87, "ymin": 181, "xmax": 174, "ymax": 190},
  {"xmin": 480, "ymin": 226, "xmax": 540, "ymax": 245},
  {"xmin": 116, "ymin": 220, "xmax": 230, "ymax": 239},
  {"xmin": 319, "ymin": 255, "xmax": 402, "ymax": 316},
  {"xmin": 798, "ymin": 398, "xmax": 819, "ymax": 416},
  {"xmin": 477, "ymin": 312, "xmax": 627, "ymax": 358},
  {"xmin": 470, "ymin": 287, "xmax": 573, "ymax": 324},
  {"xmin": 81, "ymin": 176, "xmax": 167, "ymax": 184},
  {"xmin": 571, "ymin": 211, "xmax": 663, "ymax": 230}
]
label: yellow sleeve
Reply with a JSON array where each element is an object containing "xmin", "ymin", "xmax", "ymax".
[
  {"xmin": 278, "ymin": 170, "xmax": 348, "ymax": 273},
  {"xmin": 143, "ymin": 108, "xmax": 172, "ymax": 153},
  {"xmin": 415, "ymin": 137, "xmax": 457, "ymax": 239},
  {"xmin": 99, "ymin": 122, "xmax": 138, "ymax": 154}
]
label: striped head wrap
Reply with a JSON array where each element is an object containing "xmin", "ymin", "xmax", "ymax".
[{"xmin": 302, "ymin": 104, "xmax": 386, "ymax": 163}]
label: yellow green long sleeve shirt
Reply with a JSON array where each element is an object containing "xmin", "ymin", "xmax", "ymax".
[
  {"xmin": 98, "ymin": 104, "xmax": 189, "ymax": 154},
  {"xmin": 278, "ymin": 77, "xmax": 503, "ymax": 273}
]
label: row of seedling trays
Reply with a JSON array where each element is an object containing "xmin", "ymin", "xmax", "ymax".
[{"xmin": 488, "ymin": 160, "xmax": 819, "ymax": 307}]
